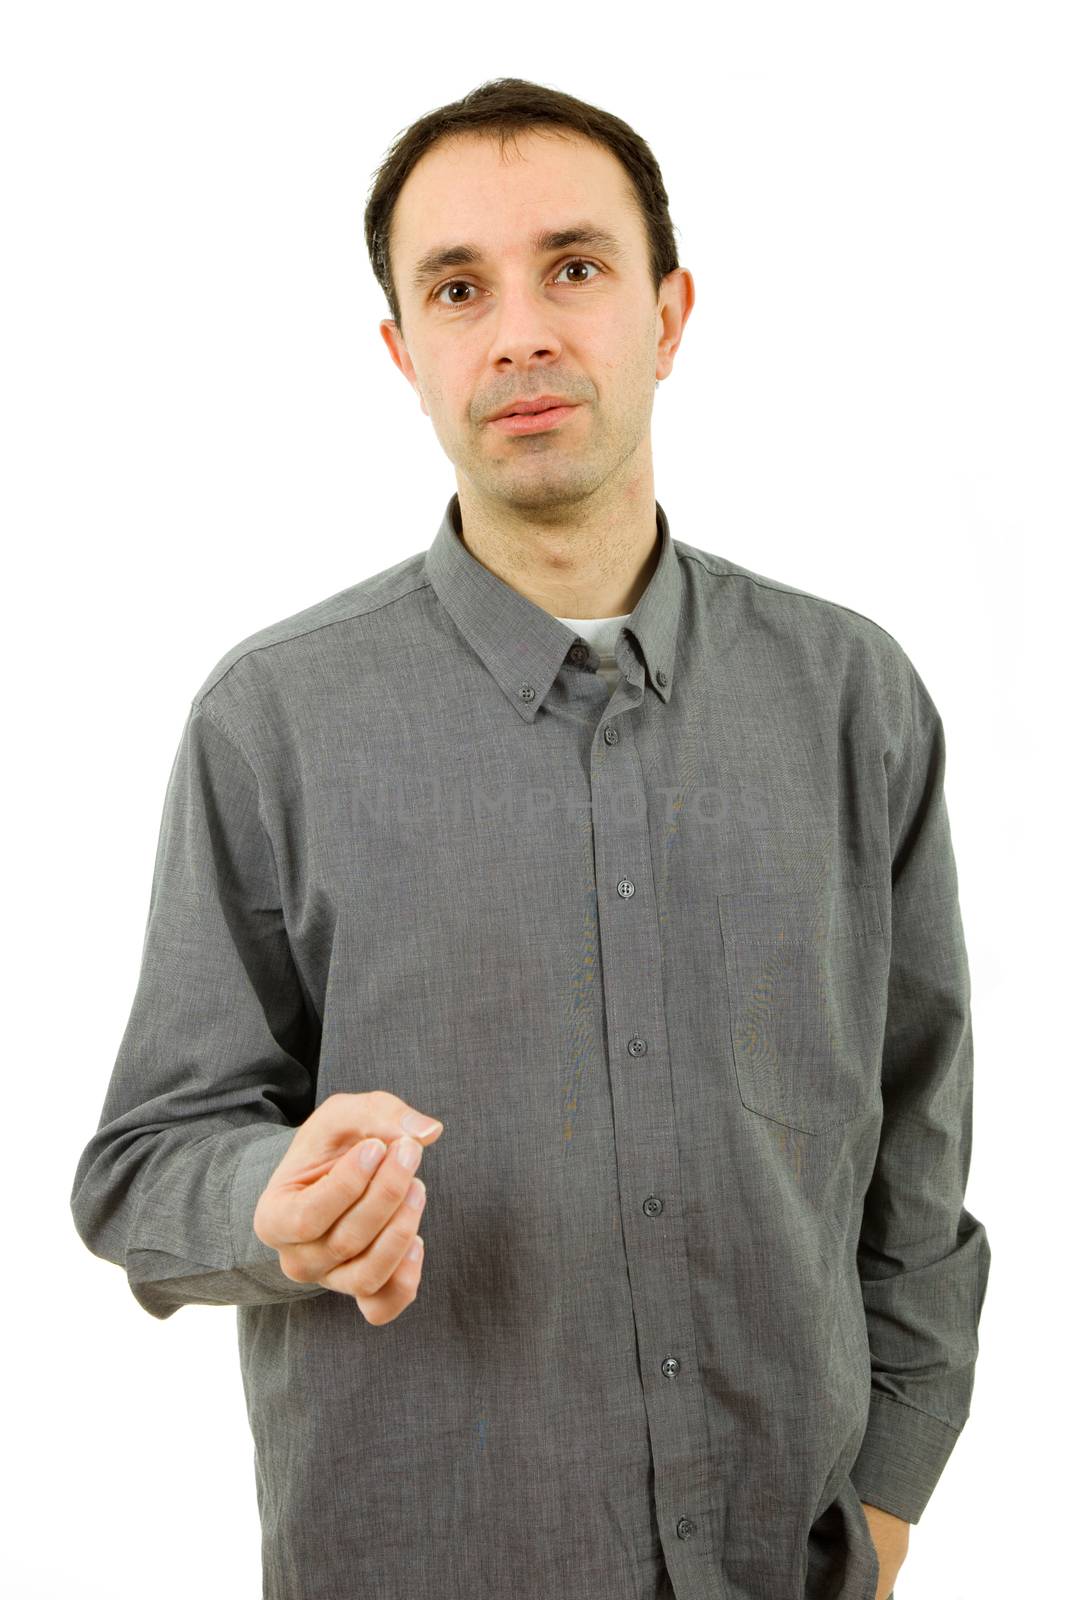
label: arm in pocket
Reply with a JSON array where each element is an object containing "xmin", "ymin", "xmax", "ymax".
[{"xmin": 848, "ymin": 658, "xmax": 992, "ymax": 1523}]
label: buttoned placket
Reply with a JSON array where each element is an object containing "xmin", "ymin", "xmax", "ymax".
[{"xmin": 584, "ymin": 631, "xmax": 713, "ymax": 1565}]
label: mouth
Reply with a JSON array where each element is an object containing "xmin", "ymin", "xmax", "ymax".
[{"xmin": 488, "ymin": 404, "xmax": 580, "ymax": 435}]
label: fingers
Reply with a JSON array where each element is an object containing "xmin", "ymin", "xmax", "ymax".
[
  {"xmin": 317, "ymin": 1135, "xmax": 425, "ymax": 1275},
  {"xmin": 320, "ymin": 1170, "xmax": 427, "ymax": 1303},
  {"xmin": 273, "ymin": 1133, "xmax": 426, "ymax": 1285},
  {"xmin": 361, "ymin": 1231, "xmax": 425, "ymax": 1325},
  {"xmin": 348, "ymin": 1231, "xmax": 425, "ymax": 1327},
  {"xmin": 265, "ymin": 1127, "xmax": 416, "ymax": 1247},
  {"xmin": 261, "ymin": 1091, "xmax": 443, "ymax": 1245},
  {"xmin": 254, "ymin": 1093, "xmax": 443, "ymax": 1325},
  {"xmin": 285, "ymin": 1138, "xmax": 394, "ymax": 1245}
]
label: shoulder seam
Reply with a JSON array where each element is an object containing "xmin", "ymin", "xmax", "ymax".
[
  {"xmin": 191, "ymin": 694, "xmax": 256, "ymax": 773},
  {"xmin": 675, "ymin": 549, "xmax": 905, "ymax": 652},
  {"xmin": 196, "ymin": 573, "xmax": 435, "ymax": 704},
  {"xmin": 191, "ymin": 693, "xmax": 289, "ymax": 896}
]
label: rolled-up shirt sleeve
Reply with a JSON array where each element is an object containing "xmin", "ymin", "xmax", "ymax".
[
  {"xmin": 848, "ymin": 658, "xmax": 992, "ymax": 1522},
  {"xmin": 69, "ymin": 697, "xmax": 330, "ymax": 1320}
]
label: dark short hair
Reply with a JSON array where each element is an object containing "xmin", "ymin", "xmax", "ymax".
[{"xmin": 364, "ymin": 76, "xmax": 682, "ymax": 337}]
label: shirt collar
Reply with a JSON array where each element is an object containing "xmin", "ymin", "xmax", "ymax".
[{"xmin": 425, "ymin": 492, "xmax": 682, "ymax": 721}]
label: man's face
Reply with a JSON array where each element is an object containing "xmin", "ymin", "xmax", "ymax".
[{"xmin": 380, "ymin": 129, "xmax": 688, "ymax": 514}]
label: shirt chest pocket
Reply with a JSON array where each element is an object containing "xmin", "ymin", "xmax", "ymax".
[{"xmin": 716, "ymin": 885, "xmax": 889, "ymax": 1135}]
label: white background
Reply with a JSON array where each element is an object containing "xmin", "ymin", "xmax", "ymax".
[{"xmin": 4, "ymin": 3, "xmax": 1061, "ymax": 1595}]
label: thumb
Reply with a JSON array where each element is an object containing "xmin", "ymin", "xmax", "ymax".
[
  {"xmin": 395, "ymin": 1108, "xmax": 445, "ymax": 1142},
  {"xmin": 282, "ymin": 1091, "xmax": 444, "ymax": 1180},
  {"xmin": 374, "ymin": 1093, "xmax": 445, "ymax": 1150}
]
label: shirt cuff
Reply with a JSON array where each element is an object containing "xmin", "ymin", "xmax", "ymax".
[
  {"xmin": 848, "ymin": 1390, "xmax": 962, "ymax": 1524},
  {"xmin": 230, "ymin": 1129, "xmax": 330, "ymax": 1300}
]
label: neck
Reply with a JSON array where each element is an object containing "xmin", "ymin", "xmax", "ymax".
[{"xmin": 453, "ymin": 472, "xmax": 660, "ymax": 620}]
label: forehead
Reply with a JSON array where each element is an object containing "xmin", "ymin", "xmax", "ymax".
[{"xmin": 390, "ymin": 131, "xmax": 637, "ymax": 287}]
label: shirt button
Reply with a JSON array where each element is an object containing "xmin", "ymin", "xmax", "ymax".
[
  {"xmin": 567, "ymin": 642, "xmax": 588, "ymax": 665},
  {"xmin": 661, "ymin": 1356, "xmax": 680, "ymax": 1379},
  {"xmin": 603, "ymin": 725, "xmax": 618, "ymax": 744},
  {"xmin": 656, "ymin": 669, "xmax": 668, "ymax": 687},
  {"xmin": 642, "ymin": 1195, "xmax": 664, "ymax": 1217},
  {"xmin": 676, "ymin": 1518, "xmax": 697, "ymax": 1541},
  {"xmin": 627, "ymin": 1035, "xmax": 647, "ymax": 1057},
  {"xmin": 519, "ymin": 683, "xmax": 536, "ymax": 702},
  {"xmin": 617, "ymin": 878, "xmax": 635, "ymax": 898}
]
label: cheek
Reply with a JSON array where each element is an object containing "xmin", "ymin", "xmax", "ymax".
[{"xmin": 595, "ymin": 325, "xmax": 654, "ymax": 384}]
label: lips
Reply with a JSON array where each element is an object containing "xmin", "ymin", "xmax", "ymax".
[
  {"xmin": 491, "ymin": 397, "xmax": 572, "ymax": 420},
  {"xmin": 488, "ymin": 404, "xmax": 579, "ymax": 435}
]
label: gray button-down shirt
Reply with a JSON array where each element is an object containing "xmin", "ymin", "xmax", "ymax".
[{"xmin": 71, "ymin": 494, "xmax": 991, "ymax": 1600}]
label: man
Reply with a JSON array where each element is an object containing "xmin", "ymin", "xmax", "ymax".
[{"xmin": 71, "ymin": 77, "xmax": 990, "ymax": 1600}]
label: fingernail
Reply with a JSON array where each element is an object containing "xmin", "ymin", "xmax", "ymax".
[
  {"xmin": 359, "ymin": 1139, "xmax": 387, "ymax": 1171},
  {"xmin": 402, "ymin": 1113, "xmax": 442, "ymax": 1137}
]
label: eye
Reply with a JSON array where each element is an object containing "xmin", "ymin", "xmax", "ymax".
[{"xmin": 432, "ymin": 257, "xmax": 603, "ymax": 309}]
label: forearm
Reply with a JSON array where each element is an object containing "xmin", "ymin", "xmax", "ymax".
[{"xmin": 72, "ymin": 1120, "xmax": 328, "ymax": 1320}]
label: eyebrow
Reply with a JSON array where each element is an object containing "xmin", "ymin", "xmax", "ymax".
[{"xmin": 409, "ymin": 223, "xmax": 627, "ymax": 295}]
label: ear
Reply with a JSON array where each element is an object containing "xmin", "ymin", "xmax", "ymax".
[{"xmin": 379, "ymin": 321, "xmax": 426, "ymax": 413}]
